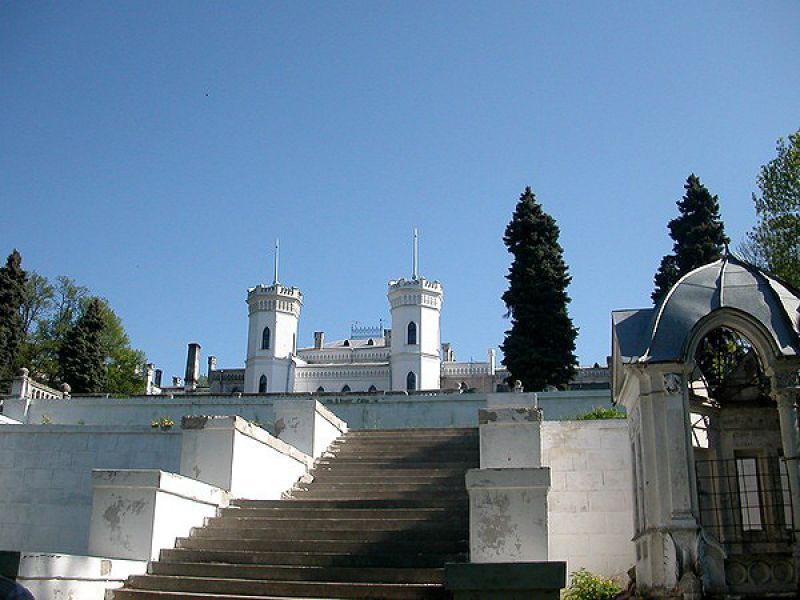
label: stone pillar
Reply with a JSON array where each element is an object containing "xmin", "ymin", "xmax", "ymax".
[
  {"xmin": 775, "ymin": 370, "xmax": 800, "ymax": 584},
  {"xmin": 467, "ymin": 406, "xmax": 551, "ymax": 562}
]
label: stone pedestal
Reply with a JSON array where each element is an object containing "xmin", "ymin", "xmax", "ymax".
[
  {"xmin": 445, "ymin": 561, "xmax": 565, "ymax": 599},
  {"xmin": 479, "ymin": 407, "xmax": 541, "ymax": 468},
  {"xmin": 467, "ymin": 468, "xmax": 551, "ymax": 562}
]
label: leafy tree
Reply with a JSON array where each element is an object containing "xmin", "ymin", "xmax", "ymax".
[
  {"xmin": 652, "ymin": 174, "xmax": 728, "ymax": 303},
  {"xmin": 96, "ymin": 298, "xmax": 145, "ymax": 395},
  {"xmin": 0, "ymin": 250, "xmax": 27, "ymax": 385},
  {"xmin": 58, "ymin": 297, "xmax": 107, "ymax": 393},
  {"xmin": 741, "ymin": 129, "xmax": 800, "ymax": 288},
  {"xmin": 20, "ymin": 276, "xmax": 88, "ymax": 386},
  {"xmin": 501, "ymin": 186, "xmax": 577, "ymax": 391}
]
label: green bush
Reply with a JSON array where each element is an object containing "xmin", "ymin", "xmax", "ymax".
[
  {"xmin": 563, "ymin": 569, "xmax": 622, "ymax": 600},
  {"xmin": 575, "ymin": 406, "xmax": 626, "ymax": 420}
]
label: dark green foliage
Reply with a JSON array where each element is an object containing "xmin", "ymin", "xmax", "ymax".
[
  {"xmin": 741, "ymin": 129, "xmax": 800, "ymax": 288},
  {"xmin": 501, "ymin": 186, "xmax": 577, "ymax": 391},
  {"xmin": 59, "ymin": 297, "xmax": 107, "ymax": 393},
  {"xmin": 0, "ymin": 250, "xmax": 27, "ymax": 385},
  {"xmin": 652, "ymin": 174, "xmax": 728, "ymax": 303}
]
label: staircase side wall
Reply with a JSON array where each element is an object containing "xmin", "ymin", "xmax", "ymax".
[
  {"xmin": 0, "ymin": 425, "xmax": 181, "ymax": 555},
  {"xmin": 542, "ymin": 419, "xmax": 635, "ymax": 581}
]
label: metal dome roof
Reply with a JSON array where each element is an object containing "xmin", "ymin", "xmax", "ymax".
[{"xmin": 612, "ymin": 255, "xmax": 800, "ymax": 364}]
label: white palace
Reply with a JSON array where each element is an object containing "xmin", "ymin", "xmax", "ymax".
[{"xmin": 203, "ymin": 235, "xmax": 507, "ymax": 396}]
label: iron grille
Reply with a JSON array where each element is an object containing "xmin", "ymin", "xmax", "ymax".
[{"xmin": 695, "ymin": 457, "xmax": 794, "ymax": 552}]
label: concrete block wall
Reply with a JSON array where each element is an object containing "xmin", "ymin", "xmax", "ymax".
[
  {"xmin": 0, "ymin": 425, "xmax": 181, "ymax": 555},
  {"xmin": 542, "ymin": 419, "xmax": 634, "ymax": 580}
]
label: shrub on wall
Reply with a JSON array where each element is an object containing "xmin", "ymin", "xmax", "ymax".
[
  {"xmin": 563, "ymin": 569, "xmax": 622, "ymax": 600},
  {"xmin": 575, "ymin": 406, "xmax": 626, "ymax": 420}
]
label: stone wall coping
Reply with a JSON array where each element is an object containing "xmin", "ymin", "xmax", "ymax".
[
  {"xmin": 0, "ymin": 424, "xmax": 179, "ymax": 434},
  {"xmin": 465, "ymin": 467, "xmax": 551, "ymax": 489},
  {"xmin": 478, "ymin": 407, "xmax": 543, "ymax": 424},
  {"xmin": 313, "ymin": 400, "xmax": 348, "ymax": 433},
  {"xmin": 15, "ymin": 552, "xmax": 147, "ymax": 579},
  {"xmin": 445, "ymin": 561, "xmax": 566, "ymax": 591},
  {"xmin": 91, "ymin": 469, "xmax": 230, "ymax": 507},
  {"xmin": 180, "ymin": 415, "xmax": 313, "ymax": 468}
]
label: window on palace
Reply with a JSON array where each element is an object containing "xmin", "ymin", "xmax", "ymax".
[
  {"xmin": 341, "ymin": 385, "xmax": 351, "ymax": 393},
  {"xmin": 258, "ymin": 375, "xmax": 267, "ymax": 393},
  {"xmin": 261, "ymin": 327, "xmax": 271, "ymax": 350},
  {"xmin": 407, "ymin": 322, "xmax": 417, "ymax": 345},
  {"xmin": 368, "ymin": 385, "xmax": 377, "ymax": 392},
  {"xmin": 316, "ymin": 386, "xmax": 325, "ymax": 392},
  {"xmin": 406, "ymin": 371, "xmax": 416, "ymax": 391}
]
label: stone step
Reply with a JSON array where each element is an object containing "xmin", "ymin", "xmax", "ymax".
[
  {"xmin": 114, "ymin": 591, "xmax": 326, "ymax": 600},
  {"xmin": 177, "ymin": 537, "xmax": 467, "ymax": 554},
  {"xmin": 308, "ymin": 470, "xmax": 466, "ymax": 481},
  {"xmin": 206, "ymin": 516, "xmax": 466, "ymax": 531},
  {"xmin": 159, "ymin": 548, "xmax": 467, "ymax": 569},
  {"xmin": 327, "ymin": 442, "xmax": 477, "ymax": 452},
  {"xmin": 233, "ymin": 498, "xmax": 468, "ymax": 509},
  {"xmin": 342, "ymin": 427, "xmax": 476, "ymax": 436},
  {"xmin": 125, "ymin": 575, "xmax": 450, "ymax": 599},
  {"xmin": 148, "ymin": 562, "xmax": 445, "ymax": 585},
  {"xmin": 310, "ymin": 461, "xmax": 474, "ymax": 471},
  {"xmin": 219, "ymin": 507, "xmax": 466, "ymax": 520},
  {"xmin": 293, "ymin": 482, "xmax": 466, "ymax": 493},
  {"xmin": 192, "ymin": 527, "xmax": 465, "ymax": 543},
  {"xmin": 287, "ymin": 490, "xmax": 467, "ymax": 501}
]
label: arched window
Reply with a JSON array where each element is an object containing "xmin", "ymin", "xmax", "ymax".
[
  {"xmin": 368, "ymin": 385, "xmax": 377, "ymax": 393},
  {"xmin": 261, "ymin": 326, "xmax": 271, "ymax": 350},
  {"xmin": 341, "ymin": 385, "xmax": 351, "ymax": 393},
  {"xmin": 406, "ymin": 371, "xmax": 416, "ymax": 391},
  {"xmin": 258, "ymin": 375, "xmax": 267, "ymax": 393},
  {"xmin": 407, "ymin": 322, "xmax": 417, "ymax": 345},
  {"xmin": 316, "ymin": 386, "xmax": 325, "ymax": 393}
]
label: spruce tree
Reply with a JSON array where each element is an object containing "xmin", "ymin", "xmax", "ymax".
[
  {"xmin": 0, "ymin": 250, "xmax": 27, "ymax": 385},
  {"xmin": 652, "ymin": 174, "xmax": 728, "ymax": 303},
  {"xmin": 59, "ymin": 297, "xmax": 106, "ymax": 393},
  {"xmin": 501, "ymin": 186, "xmax": 577, "ymax": 391}
]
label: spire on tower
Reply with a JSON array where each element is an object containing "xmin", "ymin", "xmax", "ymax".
[
  {"xmin": 412, "ymin": 228, "xmax": 419, "ymax": 280},
  {"xmin": 273, "ymin": 239, "xmax": 280, "ymax": 285}
]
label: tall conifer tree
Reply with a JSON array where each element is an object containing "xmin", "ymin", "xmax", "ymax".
[
  {"xmin": 59, "ymin": 297, "xmax": 106, "ymax": 393},
  {"xmin": 652, "ymin": 174, "xmax": 728, "ymax": 303},
  {"xmin": 501, "ymin": 187, "xmax": 577, "ymax": 391},
  {"xmin": 0, "ymin": 250, "xmax": 27, "ymax": 384}
]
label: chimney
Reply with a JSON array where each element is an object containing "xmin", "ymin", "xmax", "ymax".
[
  {"xmin": 172, "ymin": 376, "xmax": 182, "ymax": 387},
  {"xmin": 208, "ymin": 355, "xmax": 217, "ymax": 374},
  {"xmin": 442, "ymin": 343, "xmax": 453, "ymax": 362},
  {"xmin": 184, "ymin": 342, "xmax": 201, "ymax": 391},
  {"xmin": 155, "ymin": 369, "xmax": 163, "ymax": 387},
  {"xmin": 384, "ymin": 328, "xmax": 392, "ymax": 347},
  {"xmin": 488, "ymin": 348, "xmax": 496, "ymax": 375},
  {"xmin": 314, "ymin": 331, "xmax": 325, "ymax": 349}
]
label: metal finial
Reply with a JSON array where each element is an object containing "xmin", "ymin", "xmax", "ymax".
[
  {"xmin": 412, "ymin": 228, "xmax": 419, "ymax": 280},
  {"xmin": 273, "ymin": 239, "xmax": 280, "ymax": 285}
]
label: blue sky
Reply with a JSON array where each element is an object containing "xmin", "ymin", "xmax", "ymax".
[{"xmin": 1, "ymin": 2, "xmax": 798, "ymax": 381}]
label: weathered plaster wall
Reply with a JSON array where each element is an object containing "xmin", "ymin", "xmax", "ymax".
[
  {"xmin": 542, "ymin": 419, "xmax": 634, "ymax": 580},
  {"xmin": 0, "ymin": 425, "xmax": 181, "ymax": 555}
]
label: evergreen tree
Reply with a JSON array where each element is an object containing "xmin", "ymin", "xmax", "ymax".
[
  {"xmin": 59, "ymin": 297, "xmax": 106, "ymax": 393},
  {"xmin": 501, "ymin": 186, "xmax": 577, "ymax": 391},
  {"xmin": 741, "ymin": 129, "xmax": 799, "ymax": 288},
  {"xmin": 652, "ymin": 174, "xmax": 728, "ymax": 303},
  {"xmin": 0, "ymin": 250, "xmax": 27, "ymax": 385}
]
